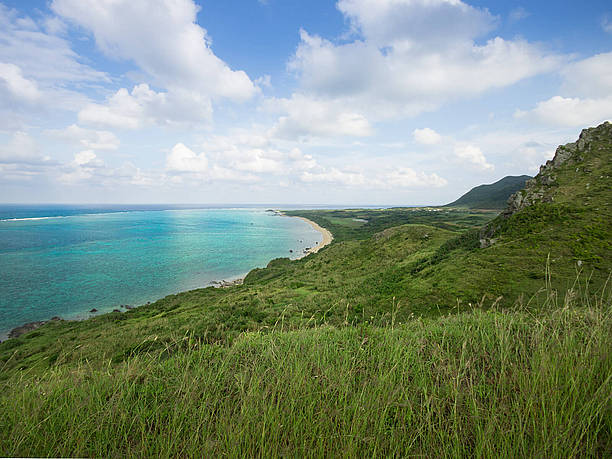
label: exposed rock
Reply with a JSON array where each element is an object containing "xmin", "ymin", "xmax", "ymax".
[
  {"xmin": 8, "ymin": 316, "xmax": 62, "ymax": 339},
  {"xmin": 112, "ymin": 309, "xmax": 121, "ymax": 313},
  {"xmin": 90, "ymin": 308, "xmax": 98, "ymax": 313},
  {"xmin": 8, "ymin": 321, "xmax": 46, "ymax": 339},
  {"xmin": 480, "ymin": 121, "xmax": 611, "ymax": 248}
]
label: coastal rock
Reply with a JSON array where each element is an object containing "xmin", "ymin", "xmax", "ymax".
[
  {"xmin": 8, "ymin": 321, "xmax": 46, "ymax": 339},
  {"xmin": 112, "ymin": 309, "xmax": 121, "ymax": 313},
  {"xmin": 90, "ymin": 308, "xmax": 98, "ymax": 313},
  {"xmin": 8, "ymin": 316, "xmax": 61, "ymax": 339}
]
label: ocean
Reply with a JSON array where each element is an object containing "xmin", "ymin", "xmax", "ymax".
[{"xmin": 0, "ymin": 205, "xmax": 322, "ymax": 338}]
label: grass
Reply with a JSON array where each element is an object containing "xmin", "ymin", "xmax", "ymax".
[{"xmin": 1, "ymin": 282, "xmax": 610, "ymax": 457}]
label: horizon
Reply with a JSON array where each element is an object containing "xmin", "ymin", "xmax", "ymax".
[{"xmin": 1, "ymin": 0, "xmax": 611, "ymax": 204}]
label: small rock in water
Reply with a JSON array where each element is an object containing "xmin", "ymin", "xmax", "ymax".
[
  {"xmin": 112, "ymin": 309, "xmax": 121, "ymax": 313},
  {"xmin": 90, "ymin": 308, "xmax": 98, "ymax": 313}
]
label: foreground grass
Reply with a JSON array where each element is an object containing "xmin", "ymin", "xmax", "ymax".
[{"xmin": 2, "ymin": 291, "xmax": 610, "ymax": 457}]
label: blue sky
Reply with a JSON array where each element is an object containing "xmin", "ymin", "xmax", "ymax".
[{"xmin": 0, "ymin": 0, "xmax": 610, "ymax": 205}]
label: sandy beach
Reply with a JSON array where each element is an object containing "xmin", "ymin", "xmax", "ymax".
[{"xmin": 288, "ymin": 215, "xmax": 333, "ymax": 257}]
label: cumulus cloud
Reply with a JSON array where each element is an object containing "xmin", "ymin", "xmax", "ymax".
[
  {"xmin": 279, "ymin": 0, "xmax": 563, "ymax": 138},
  {"xmin": 337, "ymin": 0, "xmax": 497, "ymax": 48},
  {"xmin": 166, "ymin": 143, "xmax": 209, "ymax": 173},
  {"xmin": 518, "ymin": 95, "xmax": 612, "ymax": 127},
  {"xmin": 453, "ymin": 144, "xmax": 494, "ymax": 171},
  {"xmin": 413, "ymin": 128, "xmax": 442, "ymax": 145},
  {"xmin": 78, "ymin": 84, "xmax": 213, "ymax": 129},
  {"xmin": 56, "ymin": 149, "xmax": 161, "ymax": 186},
  {"xmin": 52, "ymin": 0, "xmax": 256, "ymax": 109},
  {"xmin": 268, "ymin": 94, "xmax": 373, "ymax": 139},
  {"xmin": 516, "ymin": 52, "xmax": 612, "ymax": 127}
]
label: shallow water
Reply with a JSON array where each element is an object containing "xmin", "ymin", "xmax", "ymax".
[{"xmin": 0, "ymin": 206, "xmax": 321, "ymax": 336}]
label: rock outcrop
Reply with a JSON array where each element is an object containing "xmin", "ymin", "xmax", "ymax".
[
  {"xmin": 8, "ymin": 316, "xmax": 62, "ymax": 339},
  {"xmin": 480, "ymin": 121, "xmax": 612, "ymax": 248}
]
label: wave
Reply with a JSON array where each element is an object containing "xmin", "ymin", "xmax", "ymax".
[{"xmin": 0, "ymin": 216, "xmax": 67, "ymax": 222}]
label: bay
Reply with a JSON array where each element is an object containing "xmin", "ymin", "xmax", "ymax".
[{"xmin": 0, "ymin": 206, "xmax": 321, "ymax": 337}]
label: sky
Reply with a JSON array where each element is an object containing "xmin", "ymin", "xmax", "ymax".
[{"xmin": 0, "ymin": 0, "xmax": 610, "ymax": 205}]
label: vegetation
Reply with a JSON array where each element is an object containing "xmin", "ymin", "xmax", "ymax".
[
  {"xmin": 445, "ymin": 175, "xmax": 531, "ymax": 209},
  {"xmin": 1, "ymin": 287, "xmax": 610, "ymax": 457},
  {"xmin": 0, "ymin": 123, "xmax": 610, "ymax": 456}
]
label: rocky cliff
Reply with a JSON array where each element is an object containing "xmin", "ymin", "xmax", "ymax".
[{"xmin": 480, "ymin": 121, "xmax": 611, "ymax": 248}]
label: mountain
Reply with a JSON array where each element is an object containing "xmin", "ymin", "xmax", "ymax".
[{"xmin": 445, "ymin": 175, "xmax": 532, "ymax": 209}]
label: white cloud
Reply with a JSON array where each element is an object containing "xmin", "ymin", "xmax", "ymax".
[
  {"xmin": 59, "ymin": 150, "xmax": 160, "ymax": 186},
  {"xmin": 300, "ymin": 166, "xmax": 447, "ymax": 189},
  {"xmin": 278, "ymin": 0, "xmax": 562, "ymax": 139},
  {"xmin": 268, "ymin": 94, "xmax": 373, "ymax": 139},
  {"xmin": 413, "ymin": 127, "xmax": 442, "ymax": 145},
  {"xmin": 516, "ymin": 52, "xmax": 612, "ymax": 127},
  {"xmin": 52, "ymin": 0, "xmax": 256, "ymax": 103},
  {"xmin": 385, "ymin": 167, "xmax": 448, "ymax": 187},
  {"xmin": 519, "ymin": 95, "xmax": 612, "ymax": 128},
  {"xmin": 454, "ymin": 144, "xmax": 494, "ymax": 171},
  {"xmin": 0, "ymin": 63, "xmax": 40, "ymax": 102},
  {"xmin": 78, "ymin": 84, "xmax": 213, "ymax": 129},
  {"xmin": 0, "ymin": 131, "xmax": 53, "ymax": 166},
  {"xmin": 338, "ymin": 0, "xmax": 497, "ymax": 48},
  {"xmin": 561, "ymin": 52, "xmax": 612, "ymax": 99},
  {"xmin": 73, "ymin": 150, "xmax": 102, "ymax": 167},
  {"xmin": 0, "ymin": 4, "xmax": 108, "ymax": 84},
  {"xmin": 47, "ymin": 124, "xmax": 120, "ymax": 151},
  {"xmin": 301, "ymin": 168, "xmax": 367, "ymax": 186},
  {"xmin": 166, "ymin": 143, "xmax": 209, "ymax": 173}
]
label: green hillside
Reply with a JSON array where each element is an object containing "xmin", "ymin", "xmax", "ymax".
[
  {"xmin": 0, "ymin": 123, "xmax": 610, "ymax": 457},
  {"xmin": 445, "ymin": 174, "xmax": 531, "ymax": 209}
]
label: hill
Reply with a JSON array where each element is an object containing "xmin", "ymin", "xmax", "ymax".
[
  {"xmin": 445, "ymin": 175, "xmax": 531, "ymax": 209},
  {"xmin": 0, "ymin": 123, "xmax": 610, "ymax": 456}
]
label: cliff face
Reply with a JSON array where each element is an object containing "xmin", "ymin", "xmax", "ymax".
[{"xmin": 480, "ymin": 121, "xmax": 612, "ymax": 248}]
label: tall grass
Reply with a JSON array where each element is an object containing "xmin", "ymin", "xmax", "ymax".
[{"xmin": 1, "ymin": 282, "xmax": 610, "ymax": 457}]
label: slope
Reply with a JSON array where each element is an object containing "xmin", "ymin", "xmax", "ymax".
[{"xmin": 445, "ymin": 175, "xmax": 531, "ymax": 209}]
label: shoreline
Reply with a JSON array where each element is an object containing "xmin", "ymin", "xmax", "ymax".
[
  {"xmin": 2, "ymin": 213, "xmax": 333, "ymax": 341},
  {"xmin": 290, "ymin": 216, "xmax": 333, "ymax": 257}
]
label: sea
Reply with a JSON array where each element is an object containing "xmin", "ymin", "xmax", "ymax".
[{"xmin": 0, "ymin": 204, "xmax": 324, "ymax": 338}]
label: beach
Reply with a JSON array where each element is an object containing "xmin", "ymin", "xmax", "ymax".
[{"xmin": 287, "ymin": 215, "xmax": 333, "ymax": 256}]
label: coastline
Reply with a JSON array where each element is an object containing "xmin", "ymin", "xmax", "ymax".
[
  {"xmin": 3, "ymin": 213, "xmax": 333, "ymax": 341},
  {"xmin": 290, "ymin": 216, "xmax": 333, "ymax": 257}
]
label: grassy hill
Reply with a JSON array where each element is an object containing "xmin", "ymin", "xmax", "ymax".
[
  {"xmin": 445, "ymin": 175, "xmax": 531, "ymax": 209},
  {"xmin": 0, "ymin": 123, "xmax": 610, "ymax": 456}
]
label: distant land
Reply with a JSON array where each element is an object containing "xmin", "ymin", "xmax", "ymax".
[{"xmin": 445, "ymin": 175, "xmax": 532, "ymax": 209}]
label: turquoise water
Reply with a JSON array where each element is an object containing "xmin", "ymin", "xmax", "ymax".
[{"xmin": 0, "ymin": 207, "xmax": 322, "ymax": 337}]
